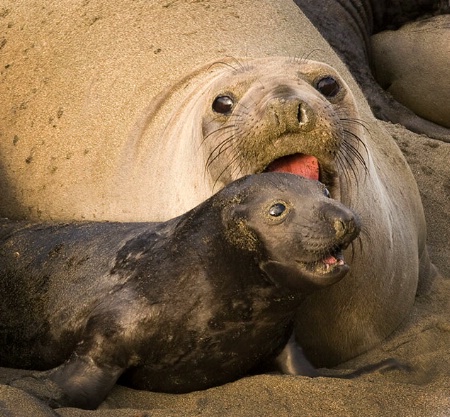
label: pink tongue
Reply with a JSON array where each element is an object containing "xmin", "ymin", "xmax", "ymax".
[
  {"xmin": 265, "ymin": 154, "xmax": 319, "ymax": 180},
  {"xmin": 323, "ymin": 255, "xmax": 337, "ymax": 265}
]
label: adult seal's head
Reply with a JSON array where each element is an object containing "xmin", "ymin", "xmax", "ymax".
[{"xmin": 122, "ymin": 57, "xmax": 365, "ymax": 220}]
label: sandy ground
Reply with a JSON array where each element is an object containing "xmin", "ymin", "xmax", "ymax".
[{"xmin": 0, "ymin": 122, "xmax": 449, "ymax": 416}]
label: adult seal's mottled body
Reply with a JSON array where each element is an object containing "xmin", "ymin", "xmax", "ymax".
[
  {"xmin": 0, "ymin": 1, "xmax": 436, "ymax": 371},
  {"xmin": 0, "ymin": 173, "xmax": 360, "ymax": 409},
  {"xmin": 293, "ymin": 0, "xmax": 450, "ymax": 141}
]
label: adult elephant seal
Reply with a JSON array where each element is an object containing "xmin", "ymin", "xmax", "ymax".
[
  {"xmin": 0, "ymin": 1, "xmax": 436, "ymax": 369},
  {"xmin": 1, "ymin": 173, "xmax": 361, "ymax": 409},
  {"xmin": 293, "ymin": 0, "xmax": 450, "ymax": 141},
  {"xmin": 371, "ymin": 15, "xmax": 450, "ymax": 128}
]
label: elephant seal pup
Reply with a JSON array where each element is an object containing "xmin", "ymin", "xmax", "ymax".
[
  {"xmin": 0, "ymin": 173, "xmax": 361, "ymax": 410},
  {"xmin": 371, "ymin": 15, "xmax": 450, "ymax": 128},
  {"xmin": 293, "ymin": 0, "xmax": 450, "ymax": 141}
]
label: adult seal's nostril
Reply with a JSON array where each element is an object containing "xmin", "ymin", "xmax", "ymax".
[
  {"xmin": 297, "ymin": 103, "xmax": 304, "ymax": 123},
  {"xmin": 268, "ymin": 95, "xmax": 316, "ymax": 134},
  {"xmin": 297, "ymin": 101, "xmax": 315, "ymax": 129}
]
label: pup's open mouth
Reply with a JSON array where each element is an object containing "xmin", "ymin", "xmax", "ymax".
[
  {"xmin": 289, "ymin": 247, "xmax": 350, "ymax": 288},
  {"xmin": 303, "ymin": 248, "xmax": 346, "ymax": 276},
  {"xmin": 261, "ymin": 247, "xmax": 350, "ymax": 291},
  {"xmin": 323, "ymin": 250, "xmax": 345, "ymax": 269}
]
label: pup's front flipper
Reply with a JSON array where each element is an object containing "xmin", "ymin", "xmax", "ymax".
[{"xmin": 10, "ymin": 355, "xmax": 124, "ymax": 409}]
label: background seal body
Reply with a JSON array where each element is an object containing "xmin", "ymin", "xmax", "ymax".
[
  {"xmin": 0, "ymin": 0, "xmax": 436, "ymax": 369},
  {"xmin": 293, "ymin": 0, "xmax": 450, "ymax": 141},
  {"xmin": 0, "ymin": 173, "xmax": 360, "ymax": 409},
  {"xmin": 371, "ymin": 14, "xmax": 450, "ymax": 129}
]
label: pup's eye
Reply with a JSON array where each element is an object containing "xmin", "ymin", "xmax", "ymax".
[{"xmin": 269, "ymin": 203, "xmax": 286, "ymax": 217}]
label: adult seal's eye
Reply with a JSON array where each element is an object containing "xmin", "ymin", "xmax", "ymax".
[
  {"xmin": 212, "ymin": 95, "xmax": 234, "ymax": 114},
  {"xmin": 316, "ymin": 76, "xmax": 340, "ymax": 98},
  {"xmin": 269, "ymin": 202, "xmax": 286, "ymax": 217}
]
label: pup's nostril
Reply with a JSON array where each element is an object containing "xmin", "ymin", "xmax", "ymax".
[{"xmin": 333, "ymin": 219, "xmax": 346, "ymax": 238}]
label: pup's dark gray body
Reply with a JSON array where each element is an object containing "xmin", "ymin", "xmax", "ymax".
[{"xmin": 0, "ymin": 173, "xmax": 359, "ymax": 409}]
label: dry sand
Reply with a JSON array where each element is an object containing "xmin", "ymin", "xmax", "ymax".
[{"xmin": 0, "ymin": 122, "xmax": 449, "ymax": 416}]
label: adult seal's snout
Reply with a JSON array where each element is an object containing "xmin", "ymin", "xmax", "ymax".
[
  {"xmin": 267, "ymin": 86, "xmax": 316, "ymax": 133},
  {"xmin": 269, "ymin": 95, "xmax": 316, "ymax": 133}
]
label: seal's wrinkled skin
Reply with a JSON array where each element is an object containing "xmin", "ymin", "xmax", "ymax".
[{"xmin": 0, "ymin": 173, "xmax": 360, "ymax": 409}]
